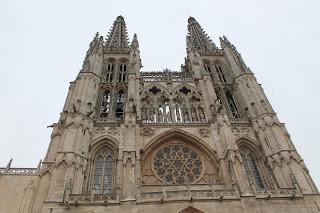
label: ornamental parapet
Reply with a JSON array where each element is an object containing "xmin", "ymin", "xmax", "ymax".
[
  {"xmin": 68, "ymin": 193, "xmax": 118, "ymax": 204},
  {"xmin": 255, "ymin": 188, "xmax": 300, "ymax": 199},
  {"xmin": 137, "ymin": 184, "xmax": 239, "ymax": 203},
  {"xmin": 0, "ymin": 167, "xmax": 39, "ymax": 175},
  {"xmin": 141, "ymin": 71, "xmax": 192, "ymax": 82}
]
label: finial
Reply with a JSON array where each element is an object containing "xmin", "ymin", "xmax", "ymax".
[
  {"xmin": 6, "ymin": 158, "xmax": 12, "ymax": 169},
  {"xmin": 131, "ymin": 33, "xmax": 139, "ymax": 49},
  {"xmin": 188, "ymin": 16, "xmax": 197, "ymax": 24},
  {"xmin": 116, "ymin": 15, "xmax": 124, "ymax": 22}
]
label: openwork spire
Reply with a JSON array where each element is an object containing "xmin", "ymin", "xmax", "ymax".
[
  {"xmin": 187, "ymin": 17, "xmax": 217, "ymax": 53},
  {"xmin": 105, "ymin": 15, "xmax": 130, "ymax": 50}
]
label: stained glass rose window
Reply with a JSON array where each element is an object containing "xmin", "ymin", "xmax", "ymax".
[{"xmin": 153, "ymin": 144, "xmax": 203, "ymax": 184}]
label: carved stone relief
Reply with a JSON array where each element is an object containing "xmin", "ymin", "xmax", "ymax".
[
  {"xmin": 199, "ymin": 128, "xmax": 210, "ymax": 137},
  {"xmin": 107, "ymin": 126, "xmax": 119, "ymax": 135},
  {"xmin": 232, "ymin": 127, "xmax": 250, "ymax": 136},
  {"xmin": 140, "ymin": 127, "xmax": 154, "ymax": 136}
]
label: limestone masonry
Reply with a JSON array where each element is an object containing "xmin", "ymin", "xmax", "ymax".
[{"xmin": 0, "ymin": 16, "xmax": 319, "ymax": 213}]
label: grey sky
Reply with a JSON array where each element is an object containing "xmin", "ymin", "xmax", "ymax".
[{"xmin": 0, "ymin": 0, "xmax": 319, "ymax": 188}]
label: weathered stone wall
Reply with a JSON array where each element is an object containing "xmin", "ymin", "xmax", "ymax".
[{"xmin": 0, "ymin": 174, "xmax": 38, "ymax": 213}]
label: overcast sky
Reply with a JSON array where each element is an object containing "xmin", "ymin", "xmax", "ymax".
[{"xmin": 0, "ymin": 0, "xmax": 319, "ymax": 188}]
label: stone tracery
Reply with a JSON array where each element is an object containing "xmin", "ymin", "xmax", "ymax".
[
  {"xmin": 141, "ymin": 84, "xmax": 206, "ymax": 123},
  {"xmin": 153, "ymin": 144, "xmax": 203, "ymax": 184}
]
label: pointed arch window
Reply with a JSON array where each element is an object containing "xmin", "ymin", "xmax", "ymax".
[
  {"xmin": 100, "ymin": 90, "xmax": 111, "ymax": 118},
  {"xmin": 93, "ymin": 147, "xmax": 114, "ymax": 194},
  {"xmin": 216, "ymin": 65, "xmax": 227, "ymax": 84},
  {"xmin": 119, "ymin": 62, "xmax": 127, "ymax": 72},
  {"xmin": 106, "ymin": 62, "xmax": 114, "ymax": 82},
  {"xmin": 204, "ymin": 63, "xmax": 211, "ymax": 73},
  {"xmin": 240, "ymin": 147, "xmax": 265, "ymax": 189},
  {"xmin": 107, "ymin": 62, "xmax": 114, "ymax": 72},
  {"xmin": 115, "ymin": 90, "xmax": 125, "ymax": 118},
  {"xmin": 226, "ymin": 91, "xmax": 240, "ymax": 118},
  {"xmin": 119, "ymin": 62, "xmax": 127, "ymax": 83}
]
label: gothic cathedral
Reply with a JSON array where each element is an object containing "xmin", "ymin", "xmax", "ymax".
[{"xmin": 0, "ymin": 16, "xmax": 319, "ymax": 213}]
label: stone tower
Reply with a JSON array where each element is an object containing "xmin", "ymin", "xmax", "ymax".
[{"xmin": 0, "ymin": 16, "xmax": 319, "ymax": 213}]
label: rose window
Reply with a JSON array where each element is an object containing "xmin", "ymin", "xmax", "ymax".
[{"xmin": 153, "ymin": 144, "xmax": 203, "ymax": 184}]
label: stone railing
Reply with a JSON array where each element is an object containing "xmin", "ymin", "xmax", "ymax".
[
  {"xmin": 229, "ymin": 117, "xmax": 249, "ymax": 124},
  {"xmin": 138, "ymin": 189, "xmax": 238, "ymax": 202},
  {"xmin": 255, "ymin": 188, "xmax": 300, "ymax": 198},
  {"xmin": 68, "ymin": 193, "xmax": 117, "ymax": 203},
  {"xmin": 0, "ymin": 167, "xmax": 39, "ymax": 175},
  {"xmin": 141, "ymin": 71, "xmax": 192, "ymax": 82}
]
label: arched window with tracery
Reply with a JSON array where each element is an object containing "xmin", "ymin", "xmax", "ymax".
[
  {"xmin": 100, "ymin": 89, "xmax": 111, "ymax": 119},
  {"xmin": 216, "ymin": 64, "xmax": 227, "ymax": 84},
  {"xmin": 240, "ymin": 147, "xmax": 265, "ymax": 190},
  {"xmin": 93, "ymin": 146, "xmax": 114, "ymax": 194},
  {"xmin": 140, "ymin": 136, "xmax": 220, "ymax": 186},
  {"xmin": 225, "ymin": 91, "xmax": 240, "ymax": 118},
  {"xmin": 106, "ymin": 62, "xmax": 114, "ymax": 82},
  {"xmin": 203, "ymin": 63, "xmax": 211, "ymax": 73},
  {"xmin": 118, "ymin": 62, "xmax": 127, "ymax": 83},
  {"xmin": 115, "ymin": 90, "xmax": 125, "ymax": 119}
]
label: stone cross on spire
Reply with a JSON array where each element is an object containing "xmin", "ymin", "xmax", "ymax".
[
  {"xmin": 105, "ymin": 15, "xmax": 130, "ymax": 50},
  {"xmin": 187, "ymin": 17, "xmax": 217, "ymax": 53}
]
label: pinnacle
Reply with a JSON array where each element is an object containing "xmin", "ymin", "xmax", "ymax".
[
  {"xmin": 105, "ymin": 15, "xmax": 130, "ymax": 49},
  {"xmin": 187, "ymin": 16, "xmax": 217, "ymax": 52},
  {"xmin": 188, "ymin": 16, "xmax": 197, "ymax": 24},
  {"xmin": 116, "ymin": 15, "xmax": 125, "ymax": 22}
]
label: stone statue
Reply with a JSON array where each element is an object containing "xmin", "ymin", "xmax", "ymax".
[
  {"xmin": 73, "ymin": 99, "xmax": 81, "ymax": 113},
  {"xmin": 127, "ymin": 98, "xmax": 136, "ymax": 113}
]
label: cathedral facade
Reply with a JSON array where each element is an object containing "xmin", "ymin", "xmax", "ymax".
[{"xmin": 0, "ymin": 16, "xmax": 319, "ymax": 213}]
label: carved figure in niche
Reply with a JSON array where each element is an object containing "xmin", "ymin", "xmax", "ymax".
[
  {"xmin": 192, "ymin": 52, "xmax": 200, "ymax": 65},
  {"xmin": 149, "ymin": 108, "xmax": 155, "ymax": 122},
  {"xmin": 198, "ymin": 107, "xmax": 206, "ymax": 122},
  {"xmin": 182, "ymin": 109, "xmax": 189, "ymax": 122},
  {"xmin": 86, "ymin": 102, "xmax": 94, "ymax": 117},
  {"xmin": 191, "ymin": 108, "xmax": 198, "ymax": 122},
  {"xmin": 214, "ymin": 99, "xmax": 224, "ymax": 114},
  {"xmin": 158, "ymin": 108, "xmax": 164, "ymax": 122},
  {"xmin": 59, "ymin": 111, "xmax": 68, "ymax": 126},
  {"xmin": 261, "ymin": 100, "xmax": 268, "ymax": 111},
  {"xmin": 72, "ymin": 99, "xmax": 81, "ymax": 113},
  {"xmin": 162, "ymin": 68, "xmax": 172, "ymax": 82},
  {"xmin": 127, "ymin": 98, "xmax": 136, "ymax": 113},
  {"xmin": 176, "ymin": 107, "xmax": 181, "ymax": 122},
  {"xmin": 141, "ymin": 108, "xmax": 147, "ymax": 121},
  {"xmin": 166, "ymin": 110, "xmax": 172, "ymax": 122}
]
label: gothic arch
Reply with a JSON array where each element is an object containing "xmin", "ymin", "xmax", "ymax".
[
  {"xmin": 118, "ymin": 57, "xmax": 129, "ymax": 62},
  {"xmin": 84, "ymin": 137, "xmax": 119, "ymax": 194},
  {"xmin": 89, "ymin": 135, "xmax": 119, "ymax": 159},
  {"xmin": 235, "ymin": 137, "xmax": 262, "ymax": 159},
  {"xmin": 142, "ymin": 129, "xmax": 216, "ymax": 161},
  {"xmin": 140, "ymin": 129, "xmax": 220, "ymax": 185},
  {"xmin": 172, "ymin": 83, "xmax": 199, "ymax": 95},
  {"xmin": 179, "ymin": 207, "xmax": 204, "ymax": 213},
  {"xmin": 141, "ymin": 82, "xmax": 168, "ymax": 95},
  {"xmin": 236, "ymin": 137, "xmax": 269, "ymax": 189},
  {"xmin": 104, "ymin": 57, "xmax": 116, "ymax": 63}
]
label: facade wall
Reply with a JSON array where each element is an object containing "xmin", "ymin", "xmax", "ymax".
[
  {"xmin": 0, "ymin": 16, "xmax": 319, "ymax": 213},
  {"xmin": 0, "ymin": 174, "xmax": 38, "ymax": 213}
]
